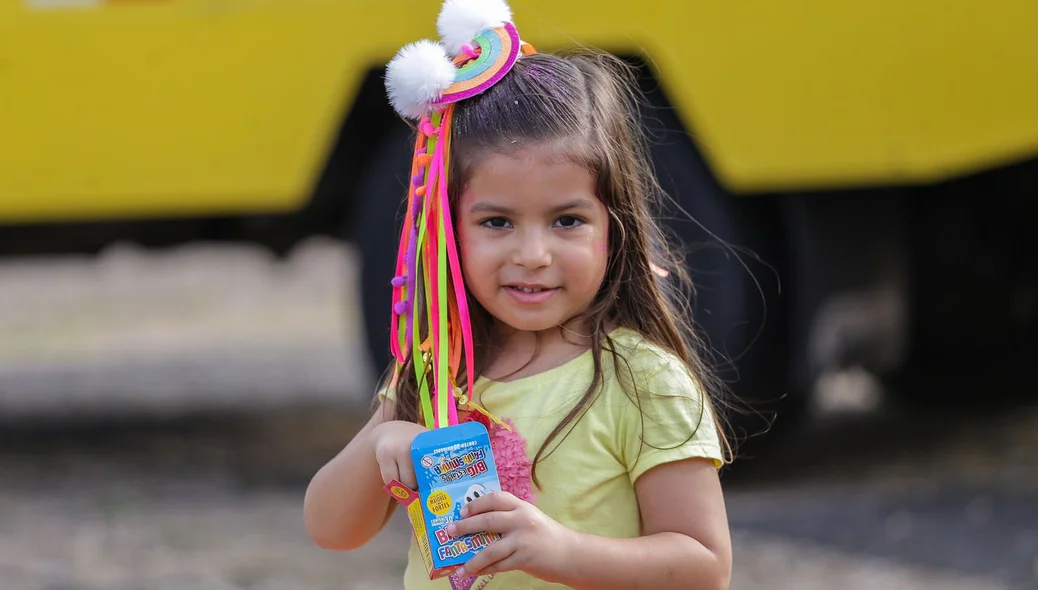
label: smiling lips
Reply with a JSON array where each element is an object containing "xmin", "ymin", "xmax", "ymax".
[{"xmin": 504, "ymin": 284, "xmax": 558, "ymax": 304}]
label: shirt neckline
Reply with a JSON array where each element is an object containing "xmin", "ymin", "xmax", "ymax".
[{"xmin": 472, "ymin": 326, "xmax": 633, "ymax": 391}]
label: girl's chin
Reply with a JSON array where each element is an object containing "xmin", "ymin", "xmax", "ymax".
[{"xmin": 490, "ymin": 313, "xmax": 566, "ymax": 335}]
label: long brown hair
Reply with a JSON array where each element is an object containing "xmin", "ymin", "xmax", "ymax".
[{"xmin": 386, "ymin": 51, "xmax": 732, "ymax": 483}]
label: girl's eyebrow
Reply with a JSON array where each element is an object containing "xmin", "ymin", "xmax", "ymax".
[
  {"xmin": 550, "ymin": 198, "xmax": 595, "ymax": 213},
  {"xmin": 468, "ymin": 198, "xmax": 594, "ymax": 215},
  {"xmin": 469, "ymin": 202, "xmax": 514, "ymax": 215}
]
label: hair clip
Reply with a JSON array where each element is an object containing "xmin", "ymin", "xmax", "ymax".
[{"xmin": 384, "ymin": 0, "xmax": 529, "ymax": 120}]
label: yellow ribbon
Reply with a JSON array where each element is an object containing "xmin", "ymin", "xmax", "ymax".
[{"xmin": 455, "ymin": 389, "xmax": 511, "ymax": 431}]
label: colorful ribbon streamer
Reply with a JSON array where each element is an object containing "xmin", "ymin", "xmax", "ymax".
[{"xmin": 390, "ymin": 106, "xmax": 475, "ymax": 430}]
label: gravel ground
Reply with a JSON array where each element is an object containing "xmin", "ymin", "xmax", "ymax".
[{"xmin": 0, "ymin": 241, "xmax": 1035, "ymax": 590}]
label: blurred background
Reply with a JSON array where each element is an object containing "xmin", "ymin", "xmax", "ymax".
[{"xmin": 1, "ymin": 1, "xmax": 1036, "ymax": 589}]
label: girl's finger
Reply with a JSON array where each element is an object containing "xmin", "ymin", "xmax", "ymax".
[
  {"xmin": 462, "ymin": 491, "xmax": 518, "ymax": 517},
  {"xmin": 473, "ymin": 554, "xmax": 523, "ymax": 577},
  {"xmin": 378, "ymin": 460, "xmax": 400, "ymax": 487},
  {"xmin": 397, "ymin": 458, "xmax": 418, "ymax": 490},
  {"xmin": 449, "ymin": 510, "xmax": 512, "ymax": 537},
  {"xmin": 458, "ymin": 537, "xmax": 515, "ymax": 578}
]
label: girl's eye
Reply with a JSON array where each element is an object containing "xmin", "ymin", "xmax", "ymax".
[
  {"xmin": 481, "ymin": 217, "xmax": 512, "ymax": 229},
  {"xmin": 554, "ymin": 215, "xmax": 584, "ymax": 228}
]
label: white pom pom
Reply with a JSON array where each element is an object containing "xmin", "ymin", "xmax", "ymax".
[
  {"xmin": 384, "ymin": 40, "xmax": 457, "ymax": 120},
  {"xmin": 437, "ymin": 0, "xmax": 513, "ymax": 57}
]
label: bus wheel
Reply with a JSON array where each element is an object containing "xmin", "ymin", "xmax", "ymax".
[
  {"xmin": 353, "ymin": 121, "xmax": 415, "ymax": 386},
  {"xmin": 641, "ymin": 95, "xmax": 803, "ymax": 456}
]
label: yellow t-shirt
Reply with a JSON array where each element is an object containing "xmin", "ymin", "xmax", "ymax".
[{"xmin": 386, "ymin": 328, "xmax": 724, "ymax": 590}]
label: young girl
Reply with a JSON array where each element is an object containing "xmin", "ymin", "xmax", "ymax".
[{"xmin": 305, "ymin": 1, "xmax": 732, "ymax": 588}]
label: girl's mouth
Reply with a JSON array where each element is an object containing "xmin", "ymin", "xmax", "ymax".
[{"xmin": 505, "ymin": 285, "xmax": 558, "ymax": 303}]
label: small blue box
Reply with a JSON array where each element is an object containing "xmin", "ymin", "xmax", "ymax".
[{"xmin": 408, "ymin": 421, "xmax": 502, "ymax": 578}]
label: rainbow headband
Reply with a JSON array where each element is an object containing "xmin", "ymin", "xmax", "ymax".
[{"xmin": 384, "ymin": 0, "xmax": 535, "ymax": 431}]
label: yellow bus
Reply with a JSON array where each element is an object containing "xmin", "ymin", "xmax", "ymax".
[{"xmin": 3, "ymin": 0, "xmax": 1037, "ymax": 438}]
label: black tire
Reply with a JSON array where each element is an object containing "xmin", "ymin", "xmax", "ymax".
[
  {"xmin": 353, "ymin": 120, "xmax": 417, "ymax": 382},
  {"xmin": 639, "ymin": 87, "xmax": 802, "ymax": 453}
]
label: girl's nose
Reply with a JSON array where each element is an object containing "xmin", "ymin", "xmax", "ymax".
[{"xmin": 512, "ymin": 230, "xmax": 552, "ymax": 269}]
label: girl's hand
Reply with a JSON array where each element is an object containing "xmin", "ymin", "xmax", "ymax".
[
  {"xmin": 371, "ymin": 420, "xmax": 427, "ymax": 490},
  {"xmin": 447, "ymin": 491, "xmax": 575, "ymax": 582}
]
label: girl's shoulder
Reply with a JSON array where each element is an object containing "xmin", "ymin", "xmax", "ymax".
[
  {"xmin": 604, "ymin": 327, "xmax": 693, "ymax": 386},
  {"xmin": 603, "ymin": 328, "xmax": 724, "ymax": 471}
]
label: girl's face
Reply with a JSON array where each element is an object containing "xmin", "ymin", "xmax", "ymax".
[{"xmin": 458, "ymin": 147, "xmax": 609, "ymax": 335}]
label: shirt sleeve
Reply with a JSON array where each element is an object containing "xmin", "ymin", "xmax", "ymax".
[{"xmin": 620, "ymin": 356, "xmax": 725, "ymax": 483}]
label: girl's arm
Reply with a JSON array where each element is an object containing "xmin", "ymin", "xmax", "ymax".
[
  {"xmin": 303, "ymin": 399, "xmax": 402, "ymax": 551},
  {"xmin": 559, "ymin": 457, "xmax": 732, "ymax": 590},
  {"xmin": 450, "ymin": 457, "xmax": 731, "ymax": 590}
]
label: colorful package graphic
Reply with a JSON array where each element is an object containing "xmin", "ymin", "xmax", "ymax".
[{"xmin": 384, "ymin": 421, "xmax": 501, "ymax": 580}]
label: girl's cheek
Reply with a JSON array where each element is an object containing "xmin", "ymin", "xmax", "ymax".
[
  {"xmin": 459, "ymin": 232, "xmax": 491, "ymax": 276},
  {"xmin": 458, "ymin": 232, "xmax": 475, "ymax": 274},
  {"xmin": 458, "ymin": 228, "xmax": 473, "ymax": 259}
]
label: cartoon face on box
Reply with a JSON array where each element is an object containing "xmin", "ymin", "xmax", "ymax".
[{"xmin": 410, "ymin": 421, "xmax": 502, "ymax": 575}]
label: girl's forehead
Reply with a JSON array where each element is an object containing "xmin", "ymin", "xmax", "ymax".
[
  {"xmin": 467, "ymin": 143, "xmax": 591, "ymax": 180},
  {"xmin": 465, "ymin": 150, "xmax": 594, "ymax": 196}
]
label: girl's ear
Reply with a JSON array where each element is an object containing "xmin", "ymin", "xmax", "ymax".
[{"xmin": 649, "ymin": 262, "xmax": 670, "ymax": 278}]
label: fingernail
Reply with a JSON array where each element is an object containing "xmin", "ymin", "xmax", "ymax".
[
  {"xmin": 457, "ymin": 567, "xmax": 466, "ymax": 577},
  {"xmin": 460, "ymin": 506, "xmax": 469, "ymax": 517},
  {"xmin": 447, "ymin": 524, "xmax": 456, "ymax": 536}
]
